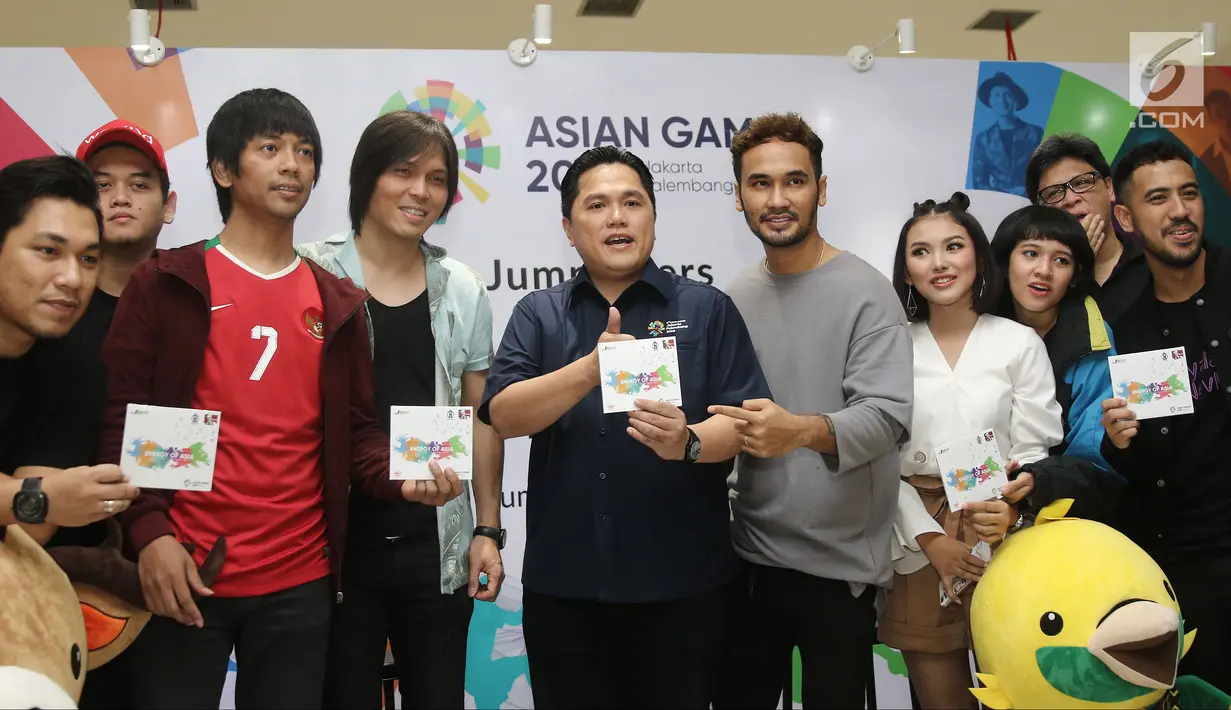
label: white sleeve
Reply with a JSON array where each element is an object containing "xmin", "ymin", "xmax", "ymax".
[
  {"xmin": 1006, "ymin": 329, "xmax": 1066, "ymax": 465},
  {"xmin": 893, "ymin": 478, "xmax": 944, "ymax": 555}
]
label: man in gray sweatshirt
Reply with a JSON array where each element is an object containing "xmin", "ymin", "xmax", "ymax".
[{"xmin": 709, "ymin": 113, "xmax": 914, "ymax": 709}]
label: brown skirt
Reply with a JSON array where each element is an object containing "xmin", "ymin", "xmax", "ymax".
[{"xmin": 877, "ymin": 475, "xmax": 987, "ymax": 654}]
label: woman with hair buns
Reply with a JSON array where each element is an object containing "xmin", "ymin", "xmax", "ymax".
[{"xmin": 877, "ymin": 192, "xmax": 1064, "ymax": 709}]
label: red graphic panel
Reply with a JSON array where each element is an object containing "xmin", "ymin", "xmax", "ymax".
[{"xmin": 0, "ymin": 97, "xmax": 53, "ymax": 169}]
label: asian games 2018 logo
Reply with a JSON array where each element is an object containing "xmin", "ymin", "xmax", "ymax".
[{"xmin": 379, "ymin": 80, "xmax": 502, "ymax": 224}]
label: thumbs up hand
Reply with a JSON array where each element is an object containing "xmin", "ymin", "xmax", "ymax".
[
  {"xmin": 589, "ymin": 307, "xmax": 636, "ymax": 384},
  {"xmin": 599, "ymin": 307, "xmax": 630, "ymax": 342}
]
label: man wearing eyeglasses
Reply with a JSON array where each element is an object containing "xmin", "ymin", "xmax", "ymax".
[{"xmin": 1025, "ymin": 133, "xmax": 1148, "ymax": 325}]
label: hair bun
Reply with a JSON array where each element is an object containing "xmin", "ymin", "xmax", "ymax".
[
  {"xmin": 912, "ymin": 199, "xmax": 938, "ymax": 217},
  {"xmin": 947, "ymin": 191, "xmax": 971, "ymax": 212}
]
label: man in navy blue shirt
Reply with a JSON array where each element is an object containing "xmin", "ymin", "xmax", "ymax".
[{"xmin": 480, "ymin": 146, "xmax": 772, "ymax": 708}]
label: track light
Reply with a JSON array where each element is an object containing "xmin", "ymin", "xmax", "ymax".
[
  {"xmin": 848, "ymin": 19, "xmax": 916, "ymax": 72},
  {"xmin": 897, "ymin": 19, "xmax": 915, "ymax": 54},
  {"xmin": 1203, "ymin": 22, "xmax": 1217, "ymax": 56},
  {"xmin": 509, "ymin": 4, "xmax": 554, "ymax": 67},
  {"xmin": 129, "ymin": 9, "xmax": 150, "ymax": 52},
  {"xmin": 534, "ymin": 4, "xmax": 553, "ymax": 45},
  {"xmin": 126, "ymin": 8, "xmax": 166, "ymax": 66}
]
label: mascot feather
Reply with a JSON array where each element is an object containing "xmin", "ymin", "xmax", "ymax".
[{"xmin": 970, "ymin": 499, "xmax": 1230, "ymax": 710}]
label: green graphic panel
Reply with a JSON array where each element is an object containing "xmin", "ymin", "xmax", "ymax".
[
  {"xmin": 1045, "ymin": 71, "xmax": 1140, "ymax": 166},
  {"xmin": 789, "ymin": 644, "xmax": 908, "ymax": 704}
]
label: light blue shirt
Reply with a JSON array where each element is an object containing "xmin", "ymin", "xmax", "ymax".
[{"xmin": 298, "ymin": 230, "xmax": 494, "ymax": 594}]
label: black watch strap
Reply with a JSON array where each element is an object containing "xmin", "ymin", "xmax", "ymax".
[
  {"xmin": 683, "ymin": 426, "xmax": 701, "ymax": 464},
  {"xmin": 474, "ymin": 525, "xmax": 506, "ymax": 550},
  {"xmin": 13, "ymin": 477, "xmax": 48, "ymax": 525}
]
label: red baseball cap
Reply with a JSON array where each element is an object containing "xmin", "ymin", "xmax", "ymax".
[{"xmin": 76, "ymin": 119, "xmax": 168, "ymax": 173}]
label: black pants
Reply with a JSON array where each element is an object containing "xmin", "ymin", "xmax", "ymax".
[
  {"xmin": 323, "ymin": 542, "xmax": 475, "ymax": 709},
  {"xmin": 1168, "ymin": 559, "xmax": 1231, "ymax": 695},
  {"xmin": 76, "ymin": 646, "xmax": 133, "ymax": 709},
  {"xmin": 712, "ymin": 562, "xmax": 877, "ymax": 709},
  {"xmin": 522, "ymin": 586, "xmax": 726, "ymax": 708},
  {"xmin": 129, "ymin": 577, "xmax": 331, "ymax": 710}
]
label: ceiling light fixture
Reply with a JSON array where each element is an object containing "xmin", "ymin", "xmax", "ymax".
[
  {"xmin": 509, "ymin": 4, "xmax": 553, "ymax": 67},
  {"xmin": 848, "ymin": 19, "xmax": 915, "ymax": 72},
  {"xmin": 534, "ymin": 4, "xmax": 553, "ymax": 44},
  {"xmin": 1203, "ymin": 22, "xmax": 1217, "ymax": 56},
  {"xmin": 129, "ymin": 9, "xmax": 150, "ymax": 51},
  {"xmin": 127, "ymin": 7, "xmax": 166, "ymax": 66}
]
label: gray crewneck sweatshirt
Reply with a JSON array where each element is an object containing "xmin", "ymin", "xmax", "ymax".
[{"xmin": 725, "ymin": 251, "xmax": 914, "ymax": 591}]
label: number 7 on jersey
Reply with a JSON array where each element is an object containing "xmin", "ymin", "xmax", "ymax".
[{"xmin": 249, "ymin": 325, "xmax": 279, "ymax": 381}]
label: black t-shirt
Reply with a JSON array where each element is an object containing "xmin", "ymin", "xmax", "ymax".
[
  {"xmin": 347, "ymin": 291, "xmax": 440, "ymax": 586},
  {"xmin": 41, "ymin": 289, "xmax": 119, "ymax": 548},
  {"xmin": 71, "ymin": 288, "xmax": 120, "ymax": 355},
  {"xmin": 1152, "ymin": 298, "xmax": 1231, "ymax": 555},
  {"xmin": 1, "ymin": 337, "xmax": 106, "ymax": 515}
]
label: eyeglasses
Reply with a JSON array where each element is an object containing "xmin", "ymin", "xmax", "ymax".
[{"xmin": 1037, "ymin": 171, "xmax": 1102, "ymax": 205}]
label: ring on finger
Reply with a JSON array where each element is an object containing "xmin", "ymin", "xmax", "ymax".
[{"xmin": 103, "ymin": 499, "xmax": 116, "ymax": 515}]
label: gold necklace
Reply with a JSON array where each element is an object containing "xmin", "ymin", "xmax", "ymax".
[{"xmin": 766, "ymin": 239, "xmax": 826, "ymax": 275}]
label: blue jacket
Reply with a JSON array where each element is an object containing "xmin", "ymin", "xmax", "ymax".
[{"xmin": 1046, "ymin": 296, "xmax": 1119, "ymax": 475}]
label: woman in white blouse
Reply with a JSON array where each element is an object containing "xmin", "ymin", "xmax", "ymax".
[{"xmin": 876, "ymin": 192, "xmax": 1064, "ymax": 709}]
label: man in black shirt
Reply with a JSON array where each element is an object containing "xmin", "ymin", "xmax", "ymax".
[
  {"xmin": 1025, "ymin": 133, "xmax": 1149, "ymax": 324},
  {"xmin": 1100, "ymin": 139, "xmax": 1231, "ymax": 693},
  {"xmin": 298, "ymin": 110, "xmax": 506, "ymax": 708},
  {"xmin": 480, "ymin": 147, "xmax": 772, "ymax": 708},
  {"xmin": 0, "ymin": 156, "xmax": 138, "ymax": 534},
  {"xmin": 70, "ymin": 119, "xmax": 177, "ymax": 349}
]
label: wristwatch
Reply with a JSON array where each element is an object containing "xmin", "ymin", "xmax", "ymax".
[
  {"xmin": 683, "ymin": 427, "xmax": 701, "ymax": 464},
  {"xmin": 474, "ymin": 526, "xmax": 506, "ymax": 550},
  {"xmin": 1008, "ymin": 513, "xmax": 1026, "ymax": 534},
  {"xmin": 12, "ymin": 477, "xmax": 48, "ymax": 525}
]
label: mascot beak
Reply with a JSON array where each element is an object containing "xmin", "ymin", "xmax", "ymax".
[{"xmin": 1088, "ymin": 600, "xmax": 1180, "ymax": 689}]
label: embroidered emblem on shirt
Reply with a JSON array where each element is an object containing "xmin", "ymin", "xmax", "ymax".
[
  {"xmin": 648, "ymin": 320, "xmax": 665, "ymax": 336},
  {"xmin": 303, "ymin": 307, "xmax": 325, "ymax": 340}
]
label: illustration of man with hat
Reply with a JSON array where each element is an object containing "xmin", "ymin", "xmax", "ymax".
[{"xmin": 970, "ymin": 71, "xmax": 1044, "ymax": 197}]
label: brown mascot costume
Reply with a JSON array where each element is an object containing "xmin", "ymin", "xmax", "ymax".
[
  {"xmin": 0, "ymin": 524, "xmax": 88, "ymax": 708},
  {"xmin": 0, "ymin": 521, "xmax": 225, "ymax": 708}
]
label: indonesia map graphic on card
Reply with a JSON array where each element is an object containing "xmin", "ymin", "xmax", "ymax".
[
  {"xmin": 597, "ymin": 337, "xmax": 683, "ymax": 413},
  {"xmin": 1108, "ymin": 347, "xmax": 1194, "ymax": 420},
  {"xmin": 935, "ymin": 428, "xmax": 1009, "ymax": 512},
  {"xmin": 120, "ymin": 404, "xmax": 220, "ymax": 491},
  {"xmin": 390, "ymin": 406, "xmax": 473, "ymax": 481}
]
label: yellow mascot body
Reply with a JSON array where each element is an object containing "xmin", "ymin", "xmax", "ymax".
[{"xmin": 970, "ymin": 499, "xmax": 1230, "ymax": 710}]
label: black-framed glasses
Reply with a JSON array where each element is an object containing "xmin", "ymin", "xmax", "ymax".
[{"xmin": 1037, "ymin": 171, "xmax": 1101, "ymax": 205}]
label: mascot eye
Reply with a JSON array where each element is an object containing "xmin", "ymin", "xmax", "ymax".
[
  {"xmin": 1164, "ymin": 580, "xmax": 1177, "ymax": 601},
  {"xmin": 1040, "ymin": 611, "xmax": 1064, "ymax": 636},
  {"xmin": 70, "ymin": 643, "xmax": 82, "ymax": 679}
]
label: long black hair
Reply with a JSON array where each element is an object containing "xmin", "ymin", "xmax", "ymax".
[
  {"xmin": 892, "ymin": 191, "xmax": 1002, "ymax": 323},
  {"xmin": 990, "ymin": 205, "xmax": 1096, "ymax": 319}
]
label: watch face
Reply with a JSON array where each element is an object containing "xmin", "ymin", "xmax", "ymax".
[
  {"xmin": 14, "ymin": 492, "xmax": 46, "ymax": 523},
  {"xmin": 688, "ymin": 439, "xmax": 702, "ymax": 460}
]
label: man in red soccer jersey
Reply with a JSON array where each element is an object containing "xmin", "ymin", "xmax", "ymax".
[{"xmin": 98, "ymin": 88, "xmax": 465, "ymax": 710}]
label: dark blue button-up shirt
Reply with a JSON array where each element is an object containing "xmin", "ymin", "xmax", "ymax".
[{"xmin": 480, "ymin": 260, "xmax": 772, "ymax": 603}]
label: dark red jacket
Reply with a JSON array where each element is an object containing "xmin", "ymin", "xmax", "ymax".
[{"xmin": 99, "ymin": 241, "xmax": 403, "ymax": 592}]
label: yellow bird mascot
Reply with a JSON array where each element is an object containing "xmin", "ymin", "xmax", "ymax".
[{"xmin": 970, "ymin": 499, "xmax": 1231, "ymax": 710}]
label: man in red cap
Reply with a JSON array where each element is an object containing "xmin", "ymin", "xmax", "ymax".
[
  {"xmin": 70, "ymin": 119, "xmax": 177, "ymax": 349},
  {"xmin": 42, "ymin": 119, "xmax": 177, "ymax": 709}
]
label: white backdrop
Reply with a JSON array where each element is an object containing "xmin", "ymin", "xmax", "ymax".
[{"xmin": 0, "ymin": 47, "xmax": 1138, "ymax": 709}]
